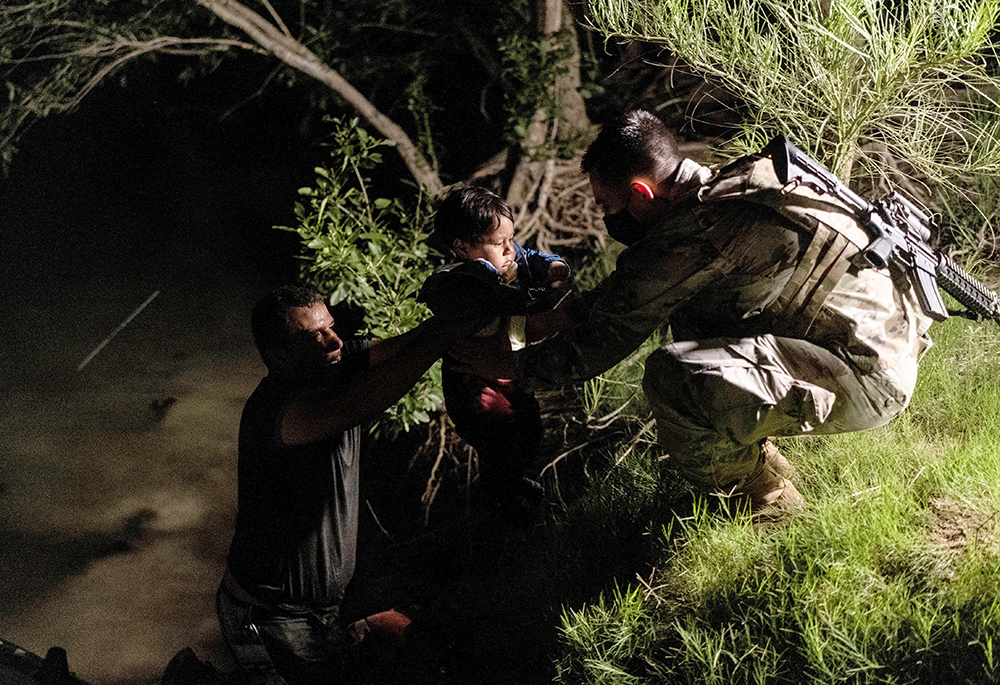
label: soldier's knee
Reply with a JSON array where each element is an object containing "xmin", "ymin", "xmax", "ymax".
[{"xmin": 641, "ymin": 346, "xmax": 688, "ymax": 405}]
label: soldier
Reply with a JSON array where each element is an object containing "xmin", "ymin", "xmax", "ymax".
[{"xmin": 455, "ymin": 110, "xmax": 933, "ymax": 523}]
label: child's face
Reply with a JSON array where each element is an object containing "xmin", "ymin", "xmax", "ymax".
[{"xmin": 454, "ymin": 216, "xmax": 516, "ymax": 277}]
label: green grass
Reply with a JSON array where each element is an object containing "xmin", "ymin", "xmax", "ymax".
[{"xmin": 553, "ymin": 314, "xmax": 1000, "ymax": 684}]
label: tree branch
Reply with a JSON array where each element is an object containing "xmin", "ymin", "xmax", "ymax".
[
  {"xmin": 193, "ymin": 0, "xmax": 443, "ymax": 195},
  {"xmin": 67, "ymin": 35, "xmax": 256, "ymax": 108},
  {"xmin": 258, "ymin": 0, "xmax": 291, "ymax": 37}
]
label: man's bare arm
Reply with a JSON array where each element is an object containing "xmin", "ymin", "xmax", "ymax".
[
  {"xmin": 448, "ymin": 305, "xmax": 573, "ymax": 381},
  {"xmin": 280, "ymin": 319, "xmax": 458, "ymax": 446},
  {"xmin": 368, "ymin": 326, "xmax": 424, "ymax": 366}
]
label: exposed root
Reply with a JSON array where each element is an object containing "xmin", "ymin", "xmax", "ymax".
[
  {"xmin": 411, "ymin": 413, "xmax": 476, "ymax": 523},
  {"xmin": 511, "ymin": 153, "xmax": 607, "ymax": 255}
]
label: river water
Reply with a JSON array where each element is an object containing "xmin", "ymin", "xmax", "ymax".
[{"xmin": 0, "ymin": 84, "xmax": 308, "ymax": 683}]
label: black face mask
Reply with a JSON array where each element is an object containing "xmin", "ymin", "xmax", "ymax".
[{"xmin": 603, "ymin": 210, "xmax": 647, "ymax": 247}]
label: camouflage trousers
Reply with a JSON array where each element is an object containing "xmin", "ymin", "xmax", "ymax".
[{"xmin": 642, "ymin": 334, "xmax": 920, "ymax": 490}]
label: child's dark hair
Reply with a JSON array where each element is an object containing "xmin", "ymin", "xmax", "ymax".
[{"xmin": 434, "ymin": 184, "xmax": 513, "ymax": 250}]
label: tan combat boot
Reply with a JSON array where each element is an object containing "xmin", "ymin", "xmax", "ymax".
[{"xmin": 720, "ymin": 439, "xmax": 804, "ymax": 526}]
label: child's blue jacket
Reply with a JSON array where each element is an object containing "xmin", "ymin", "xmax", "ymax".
[{"xmin": 418, "ymin": 242, "xmax": 567, "ymax": 319}]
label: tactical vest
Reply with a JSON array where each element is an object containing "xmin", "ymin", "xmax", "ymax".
[{"xmin": 696, "ymin": 153, "xmax": 873, "ymax": 337}]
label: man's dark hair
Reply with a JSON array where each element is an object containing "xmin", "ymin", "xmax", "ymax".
[
  {"xmin": 434, "ymin": 184, "xmax": 514, "ymax": 251},
  {"xmin": 581, "ymin": 110, "xmax": 682, "ymax": 188},
  {"xmin": 251, "ymin": 285, "xmax": 325, "ymax": 368}
]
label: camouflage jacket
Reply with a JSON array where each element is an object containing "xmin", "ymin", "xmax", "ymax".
[{"xmin": 513, "ymin": 157, "xmax": 933, "ymax": 390}]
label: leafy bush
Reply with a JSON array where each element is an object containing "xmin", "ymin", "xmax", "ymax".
[{"xmin": 277, "ymin": 116, "xmax": 442, "ymax": 438}]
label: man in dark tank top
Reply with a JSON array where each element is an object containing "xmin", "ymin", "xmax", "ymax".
[{"xmin": 217, "ymin": 285, "xmax": 470, "ymax": 684}]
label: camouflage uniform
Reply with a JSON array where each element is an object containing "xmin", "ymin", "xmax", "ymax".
[{"xmin": 513, "ymin": 157, "xmax": 933, "ymax": 491}]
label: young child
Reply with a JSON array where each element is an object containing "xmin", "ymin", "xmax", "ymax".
[{"xmin": 419, "ymin": 184, "xmax": 570, "ymax": 524}]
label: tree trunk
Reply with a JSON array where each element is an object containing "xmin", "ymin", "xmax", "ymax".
[
  {"xmin": 552, "ymin": 1, "xmax": 591, "ymax": 143},
  {"xmin": 193, "ymin": 0, "xmax": 444, "ymax": 197},
  {"xmin": 506, "ymin": 0, "xmax": 592, "ymax": 210}
]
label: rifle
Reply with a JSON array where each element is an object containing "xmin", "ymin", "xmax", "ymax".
[{"xmin": 762, "ymin": 135, "xmax": 1000, "ymax": 324}]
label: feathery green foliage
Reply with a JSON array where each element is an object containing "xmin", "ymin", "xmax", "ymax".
[{"xmin": 586, "ymin": 0, "xmax": 1000, "ymax": 240}]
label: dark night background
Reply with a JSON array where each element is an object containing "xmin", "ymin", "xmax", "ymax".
[
  {"xmin": 0, "ymin": 65, "xmax": 355, "ymax": 682},
  {"xmin": 0, "ymin": 41, "xmax": 530, "ymax": 679}
]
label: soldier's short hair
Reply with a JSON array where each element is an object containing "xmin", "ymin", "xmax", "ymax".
[{"xmin": 581, "ymin": 109, "xmax": 682, "ymax": 188}]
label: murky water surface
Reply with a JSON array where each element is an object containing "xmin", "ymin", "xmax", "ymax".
[{"xmin": 1, "ymin": 90, "xmax": 305, "ymax": 683}]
